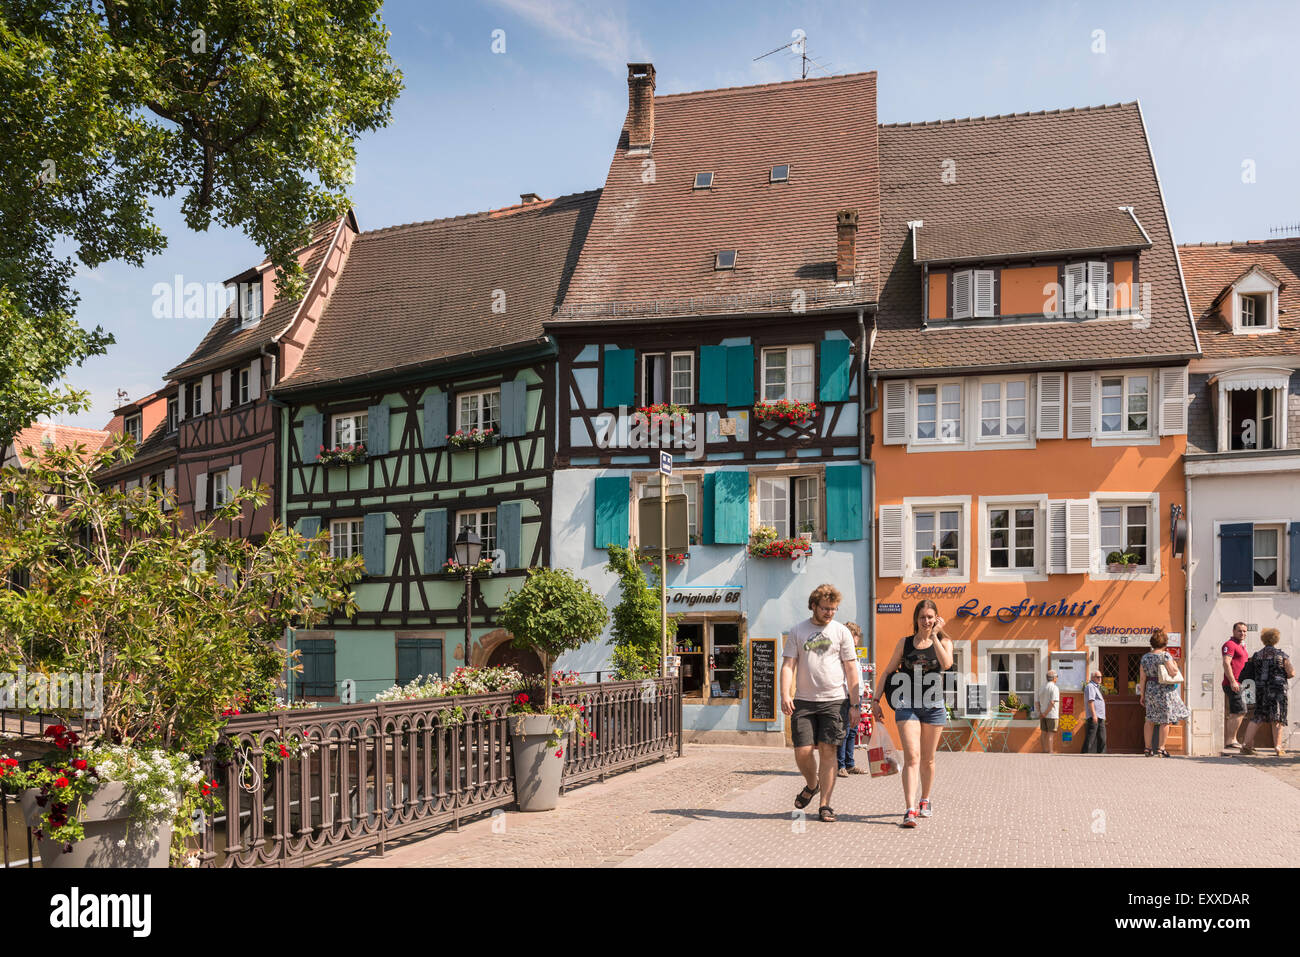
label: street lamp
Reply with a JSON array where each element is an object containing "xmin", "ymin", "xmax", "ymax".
[{"xmin": 453, "ymin": 526, "xmax": 482, "ymax": 667}]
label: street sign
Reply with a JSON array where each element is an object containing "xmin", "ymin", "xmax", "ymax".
[{"xmin": 659, "ymin": 451, "xmax": 672, "ymax": 475}]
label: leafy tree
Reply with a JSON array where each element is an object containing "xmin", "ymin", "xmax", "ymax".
[
  {"xmin": 0, "ymin": 0, "xmax": 403, "ymax": 443},
  {"xmin": 604, "ymin": 545, "xmax": 677, "ymax": 680},
  {"xmin": 497, "ymin": 568, "xmax": 609, "ymax": 710}
]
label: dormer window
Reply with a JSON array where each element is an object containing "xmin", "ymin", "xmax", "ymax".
[
  {"xmin": 715, "ymin": 250, "xmax": 737, "ymax": 270},
  {"xmin": 166, "ymin": 397, "xmax": 178, "ymax": 433},
  {"xmin": 1212, "ymin": 368, "xmax": 1291, "ymax": 452},
  {"xmin": 770, "ymin": 164, "xmax": 790, "ymax": 183},
  {"xmin": 1229, "ymin": 268, "xmax": 1280, "ymax": 334},
  {"xmin": 124, "ymin": 414, "xmax": 142, "ymax": 445},
  {"xmin": 952, "ymin": 269, "xmax": 995, "ymax": 319},
  {"xmin": 239, "ymin": 279, "xmax": 263, "ymax": 325},
  {"xmin": 693, "ymin": 172, "xmax": 714, "ymax": 190}
]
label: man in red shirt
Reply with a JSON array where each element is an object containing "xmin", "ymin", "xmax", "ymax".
[{"xmin": 1221, "ymin": 622, "xmax": 1250, "ymax": 750}]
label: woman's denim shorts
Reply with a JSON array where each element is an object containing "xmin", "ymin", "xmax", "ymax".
[{"xmin": 893, "ymin": 705, "xmax": 948, "ymax": 725}]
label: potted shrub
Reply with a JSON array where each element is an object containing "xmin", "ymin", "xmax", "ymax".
[
  {"xmin": 605, "ymin": 545, "xmax": 678, "ymax": 681},
  {"xmin": 921, "ymin": 555, "xmax": 954, "ymax": 576},
  {"xmin": 998, "ymin": 692, "xmax": 1031, "ymax": 719},
  {"xmin": 496, "ymin": 568, "xmax": 609, "ymax": 811},
  {"xmin": 798, "ymin": 521, "xmax": 815, "ymax": 542},
  {"xmin": 1106, "ymin": 550, "xmax": 1142, "ymax": 572}
]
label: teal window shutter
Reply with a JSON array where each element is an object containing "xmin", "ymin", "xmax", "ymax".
[
  {"xmin": 499, "ymin": 380, "xmax": 527, "ymax": 437},
  {"xmin": 397, "ymin": 638, "xmax": 443, "ymax": 685},
  {"xmin": 299, "ymin": 640, "xmax": 336, "ymax": 697},
  {"xmin": 367, "ymin": 403, "xmax": 390, "ymax": 455},
  {"xmin": 825, "ymin": 464, "xmax": 863, "ymax": 541},
  {"xmin": 302, "ymin": 413, "xmax": 323, "ymax": 463},
  {"xmin": 603, "ymin": 348, "xmax": 636, "ymax": 408},
  {"xmin": 424, "ymin": 392, "xmax": 447, "ymax": 448},
  {"xmin": 713, "ymin": 471, "xmax": 750, "ymax": 544},
  {"xmin": 594, "ymin": 476, "xmax": 630, "ymax": 549},
  {"xmin": 818, "ymin": 340, "xmax": 852, "ymax": 402},
  {"xmin": 497, "ymin": 501, "xmax": 522, "ymax": 568},
  {"xmin": 1290, "ymin": 523, "xmax": 1300, "ymax": 593},
  {"xmin": 1220, "ymin": 523, "xmax": 1253, "ymax": 593},
  {"xmin": 701, "ymin": 473, "xmax": 716, "ymax": 545},
  {"xmin": 295, "ymin": 516, "xmax": 321, "ymax": 558},
  {"xmin": 726, "ymin": 345, "xmax": 754, "ymax": 407},
  {"xmin": 699, "ymin": 346, "xmax": 728, "ymax": 405},
  {"xmin": 423, "ymin": 509, "xmax": 447, "ymax": 574},
  {"xmin": 363, "ymin": 512, "xmax": 387, "ymax": 575}
]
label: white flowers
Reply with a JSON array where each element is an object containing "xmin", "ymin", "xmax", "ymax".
[{"xmin": 117, "ymin": 839, "xmax": 127, "ymax": 848}]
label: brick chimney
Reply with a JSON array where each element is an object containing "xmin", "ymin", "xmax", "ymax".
[
  {"xmin": 836, "ymin": 209, "xmax": 859, "ymax": 283},
  {"xmin": 519, "ymin": 193, "xmax": 542, "ymax": 204},
  {"xmin": 627, "ymin": 63, "xmax": 656, "ymax": 150}
]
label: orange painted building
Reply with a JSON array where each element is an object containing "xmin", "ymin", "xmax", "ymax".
[{"xmin": 867, "ymin": 103, "xmax": 1200, "ymax": 753}]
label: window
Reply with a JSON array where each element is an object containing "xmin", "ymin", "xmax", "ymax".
[
  {"xmin": 1220, "ymin": 521, "xmax": 1291, "ymax": 593},
  {"xmin": 1099, "ymin": 374, "xmax": 1149, "ymax": 434},
  {"xmin": 761, "ymin": 346, "xmax": 814, "ymax": 402},
  {"xmin": 671, "ymin": 352, "xmax": 694, "ymax": 406},
  {"xmin": 332, "ymin": 411, "xmax": 369, "ymax": 448},
  {"xmin": 240, "ymin": 280, "xmax": 262, "ymax": 324},
  {"xmin": 915, "ymin": 508, "xmax": 961, "ymax": 570},
  {"xmin": 715, "ymin": 250, "xmax": 736, "ymax": 270},
  {"xmin": 990, "ymin": 652, "xmax": 1038, "ymax": 711},
  {"xmin": 211, "ymin": 470, "xmax": 231, "ymax": 508},
  {"xmin": 1064, "ymin": 261, "xmax": 1108, "ymax": 316},
  {"xmin": 457, "ymin": 508, "xmax": 497, "ymax": 557},
  {"xmin": 330, "ymin": 518, "xmax": 364, "ymax": 559},
  {"xmin": 979, "ymin": 379, "xmax": 1027, "ymax": 439},
  {"xmin": 756, "ymin": 474, "xmax": 819, "ymax": 539},
  {"xmin": 676, "ymin": 620, "xmax": 743, "ymax": 699},
  {"xmin": 1228, "ymin": 388, "xmax": 1277, "ymax": 450},
  {"xmin": 238, "ymin": 367, "xmax": 250, "ymax": 406},
  {"xmin": 1239, "ymin": 293, "xmax": 1270, "ymax": 329},
  {"xmin": 457, "ymin": 389, "xmax": 500, "ymax": 434},
  {"xmin": 124, "ymin": 414, "xmax": 142, "ymax": 444},
  {"xmin": 770, "ymin": 164, "xmax": 790, "ymax": 182},
  {"xmin": 166, "ymin": 397, "xmax": 178, "ymax": 433},
  {"xmin": 694, "ymin": 172, "xmax": 713, "ymax": 189},
  {"xmin": 916, "ymin": 382, "xmax": 962, "ymax": 442},
  {"xmin": 989, "ymin": 506, "xmax": 1036, "ymax": 570},
  {"xmin": 952, "ymin": 269, "xmax": 995, "ymax": 319},
  {"xmin": 642, "ymin": 352, "xmax": 694, "ymax": 406},
  {"xmin": 1252, "ymin": 526, "xmax": 1281, "ymax": 588},
  {"xmin": 943, "ymin": 649, "xmax": 965, "ymax": 714},
  {"xmin": 1100, "ymin": 503, "xmax": 1149, "ymax": 566},
  {"xmin": 188, "ymin": 381, "xmax": 203, "ymax": 418},
  {"xmin": 683, "ymin": 478, "xmax": 699, "ymax": 544}
]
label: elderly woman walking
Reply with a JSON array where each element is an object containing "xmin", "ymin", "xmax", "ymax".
[
  {"xmin": 1240, "ymin": 628, "xmax": 1294, "ymax": 756},
  {"xmin": 1139, "ymin": 628, "xmax": 1190, "ymax": 757}
]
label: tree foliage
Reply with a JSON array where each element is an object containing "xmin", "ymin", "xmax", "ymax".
[{"xmin": 604, "ymin": 545, "xmax": 676, "ymax": 679}]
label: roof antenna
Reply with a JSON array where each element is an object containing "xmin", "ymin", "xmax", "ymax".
[
  {"xmin": 1269, "ymin": 222, "xmax": 1300, "ymax": 237},
  {"xmin": 753, "ymin": 30, "xmax": 811, "ymax": 79}
]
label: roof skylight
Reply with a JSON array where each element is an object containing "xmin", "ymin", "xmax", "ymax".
[
  {"xmin": 715, "ymin": 250, "xmax": 737, "ymax": 270},
  {"xmin": 694, "ymin": 172, "xmax": 714, "ymax": 189}
]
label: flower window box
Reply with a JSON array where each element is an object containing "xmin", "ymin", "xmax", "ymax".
[
  {"xmin": 747, "ymin": 527, "xmax": 811, "ymax": 559},
  {"xmin": 447, "ymin": 428, "xmax": 498, "ymax": 450},
  {"xmin": 921, "ymin": 556, "xmax": 954, "ymax": 576},
  {"xmin": 753, "ymin": 399, "xmax": 817, "ymax": 424},
  {"xmin": 317, "ymin": 444, "xmax": 366, "ymax": 467},
  {"xmin": 442, "ymin": 557, "xmax": 495, "ymax": 576}
]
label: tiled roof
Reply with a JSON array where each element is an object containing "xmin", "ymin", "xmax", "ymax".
[
  {"xmin": 1178, "ymin": 238, "xmax": 1300, "ymax": 359},
  {"xmin": 274, "ymin": 191, "xmax": 601, "ymax": 394},
  {"xmin": 165, "ymin": 217, "xmax": 347, "ymax": 381},
  {"xmin": 5, "ymin": 423, "xmax": 112, "ymax": 469},
  {"xmin": 913, "ymin": 208, "xmax": 1150, "ymax": 264},
  {"xmin": 872, "ymin": 103, "xmax": 1198, "ymax": 374},
  {"xmin": 96, "ymin": 419, "xmax": 178, "ymax": 481},
  {"xmin": 558, "ymin": 72, "xmax": 880, "ymax": 319}
]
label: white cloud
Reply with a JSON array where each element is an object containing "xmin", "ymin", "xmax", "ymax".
[{"xmin": 486, "ymin": 0, "xmax": 646, "ymax": 76}]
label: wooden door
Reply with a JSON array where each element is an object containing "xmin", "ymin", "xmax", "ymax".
[{"xmin": 1100, "ymin": 650, "xmax": 1146, "ymax": 753}]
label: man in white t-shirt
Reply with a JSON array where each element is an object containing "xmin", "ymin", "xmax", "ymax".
[
  {"xmin": 780, "ymin": 584, "xmax": 861, "ymax": 823},
  {"xmin": 1038, "ymin": 669, "xmax": 1061, "ymax": 754}
]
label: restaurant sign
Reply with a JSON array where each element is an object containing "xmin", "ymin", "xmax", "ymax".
[
  {"xmin": 664, "ymin": 587, "xmax": 742, "ymax": 609},
  {"xmin": 956, "ymin": 597, "xmax": 1104, "ymax": 624}
]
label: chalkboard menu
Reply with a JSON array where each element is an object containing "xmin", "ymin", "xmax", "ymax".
[
  {"xmin": 748, "ymin": 638, "xmax": 778, "ymax": 722},
  {"xmin": 965, "ymin": 683, "xmax": 988, "ymax": 716}
]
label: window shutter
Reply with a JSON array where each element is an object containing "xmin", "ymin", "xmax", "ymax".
[
  {"xmin": 1064, "ymin": 263, "xmax": 1087, "ymax": 316},
  {"xmin": 497, "ymin": 501, "xmax": 522, "ymax": 569},
  {"xmin": 952, "ymin": 271, "xmax": 972, "ymax": 319},
  {"xmin": 882, "ymin": 380, "xmax": 909, "ymax": 444},
  {"xmin": 1087, "ymin": 261, "xmax": 1108, "ymax": 312},
  {"xmin": 1158, "ymin": 367, "xmax": 1189, "ymax": 436},
  {"xmin": 878, "ymin": 505, "xmax": 905, "ymax": 577},
  {"xmin": 973, "ymin": 270, "xmax": 995, "ymax": 317},
  {"xmin": 701, "ymin": 473, "xmax": 716, "ymax": 545},
  {"xmin": 363, "ymin": 512, "xmax": 387, "ymax": 575},
  {"xmin": 221, "ymin": 370, "xmax": 233, "ymax": 411},
  {"xmin": 194, "ymin": 472, "xmax": 208, "ymax": 513},
  {"xmin": 227, "ymin": 464, "xmax": 242, "ymax": 494},
  {"xmin": 818, "ymin": 339, "xmax": 852, "ymax": 402},
  {"xmin": 1036, "ymin": 372, "xmax": 1065, "ymax": 439},
  {"xmin": 295, "ymin": 517, "xmax": 321, "ymax": 560},
  {"xmin": 367, "ymin": 404, "xmax": 390, "ymax": 455},
  {"xmin": 1219, "ymin": 522, "xmax": 1254, "ymax": 593},
  {"xmin": 248, "ymin": 358, "xmax": 262, "ymax": 400},
  {"xmin": 712, "ymin": 470, "xmax": 750, "ymax": 544},
  {"xmin": 498, "ymin": 379, "xmax": 527, "ymax": 437},
  {"xmin": 725, "ymin": 345, "xmax": 754, "ymax": 407},
  {"xmin": 1067, "ymin": 372, "xmax": 1093, "ymax": 439},
  {"xmin": 1289, "ymin": 523, "xmax": 1300, "ymax": 593},
  {"xmin": 423, "ymin": 392, "xmax": 448, "ymax": 449},
  {"xmin": 602, "ymin": 348, "xmax": 636, "ymax": 408},
  {"xmin": 177, "ymin": 385, "xmax": 187, "ymax": 422},
  {"xmin": 201, "ymin": 374, "xmax": 212, "ymax": 415},
  {"xmin": 300, "ymin": 640, "xmax": 336, "ymax": 697},
  {"xmin": 1065, "ymin": 499, "xmax": 1091, "ymax": 574},
  {"xmin": 423, "ymin": 509, "xmax": 447, "ymax": 574},
  {"xmin": 162, "ymin": 467, "xmax": 175, "ymax": 511},
  {"xmin": 699, "ymin": 346, "xmax": 728, "ymax": 405},
  {"xmin": 825, "ymin": 465, "xmax": 863, "ymax": 542},
  {"xmin": 593, "ymin": 475, "xmax": 630, "ymax": 549},
  {"xmin": 1047, "ymin": 500, "xmax": 1068, "ymax": 573},
  {"xmin": 302, "ymin": 413, "xmax": 323, "ymax": 463}
]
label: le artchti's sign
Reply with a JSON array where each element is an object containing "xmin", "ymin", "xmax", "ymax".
[{"xmin": 957, "ymin": 596, "xmax": 1104, "ymax": 624}]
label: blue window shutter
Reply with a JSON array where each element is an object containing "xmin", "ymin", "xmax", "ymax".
[
  {"xmin": 364, "ymin": 512, "xmax": 387, "ymax": 575},
  {"xmin": 1289, "ymin": 523, "xmax": 1300, "ymax": 593},
  {"xmin": 726, "ymin": 345, "xmax": 754, "ymax": 407},
  {"xmin": 594, "ymin": 476, "xmax": 630, "ymax": 549},
  {"xmin": 1220, "ymin": 523, "xmax": 1253, "ymax": 593},
  {"xmin": 295, "ymin": 516, "xmax": 321, "ymax": 558},
  {"xmin": 713, "ymin": 471, "xmax": 750, "ymax": 544},
  {"xmin": 819, "ymin": 339, "xmax": 852, "ymax": 402},
  {"xmin": 603, "ymin": 348, "xmax": 636, "ymax": 408},
  {"xmin": 367, "ymin": 404, "xmax": 390, "ymax": 455},
  {"xmin": 299, "ymin": 640, "xmax": 335, "ymax": 697},
  {"xmin": 699, "ymin": 346, "xmax": 728, "ymax": 405},
  {"xmin": 498, "ymin": 501, "xmax": 522, "ymax": 568},
  {"xmin": 423, "ymin": 509, "xmax": 447, "ymax": 574},
  {"xmin": 499, "ymin": 380, "xmax": 527, "ymax": 437},
  {"xmin": 825, "ymin": 464, "xmax": 863, "ymax": 541},
  {"xmin": 397, "ymin": 638, "xmax": 443, "ymax": 685},
  {"xmin": 701, "ymin": 473, "xmax": 716, "ymax": 545},
  {"xmin": 302, "ymin": 413, "xmax": 322, "ymax": 463},
  {"xmin": 424, "ymin": 392, "xmax": 447, "ymax": 449}
]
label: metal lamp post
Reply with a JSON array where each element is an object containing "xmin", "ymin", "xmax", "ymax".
[{"xmin": 453, "ymin": 526, "xmax": 482, "ymax": 667}]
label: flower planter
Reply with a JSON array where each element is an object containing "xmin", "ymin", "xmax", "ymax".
[
  {"xmin": 921, "ymin": 567, "xmax": 953, "ymax": 576},
  {"xmin": 1106, "ymin": 563, "xmax": 1139, "ymax": 573},
  {"xmin": 798, "ymin": 532, "xmax": 814, "ymax": 542},
  {"xmin": 21, "ymin": 783, "xmax": 172, "ymax": 868},
  {"xmin": 508, "ymin": 714, "xmax": 575, "ymax": 812}
]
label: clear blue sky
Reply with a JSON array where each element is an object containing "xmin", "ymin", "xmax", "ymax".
[{"xmin": 63, "ymin": 0, "xmax": 1300, "ymax": 428}]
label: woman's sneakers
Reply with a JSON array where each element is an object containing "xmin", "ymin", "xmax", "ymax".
[
  {"xmin": 918, "ymin": 798, "xmax": 932, "ymax": 818},
  {"xmin": 901, "ymin": 808, "xmax": 919, "ymax": 828}
]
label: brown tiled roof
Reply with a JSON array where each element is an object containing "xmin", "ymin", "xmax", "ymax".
[
  {"xmin": 95, "ymin": 420, "xmax": 178, "ymax": 481},
  {"xmin": 5, "ymin": 424, "xmax": 112, "ymax": 469},
  {"xmin": 165, "ymin": 217, "xmax": 348, "ymax": 381},
  {"xmin": 274, "ymin": 191, "xmax": 601, "ymax": 394},
  {"xmin": 872, "ymin": 103, "xmax": 1198, "ymax": 374},
  {"xmin": 914, "ymin": 208, "xmax": 1150, "ymax": 264},
  {"xmin": 557, "ymin": 72, "xmax": 880, "ymax": 319},
  {"xmin": 1178, "ymin": 238, "xmax": 1300, "ymax": 359}
]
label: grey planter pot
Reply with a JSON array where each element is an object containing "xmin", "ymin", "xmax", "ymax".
[
  {"xmin": 508, "ymin": 714, "xmax": 575, "ymax": 812},
  {"xmin": 21, "ymin": 783, "xmax": 173, "ymax": 868}
]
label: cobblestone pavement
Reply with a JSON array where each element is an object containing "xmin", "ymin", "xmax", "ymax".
[{"xmin": 343, "ymin": 746, "xmax": 1300, "ymax": 868}]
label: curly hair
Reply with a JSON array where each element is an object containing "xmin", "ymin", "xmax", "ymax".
[
  {"xmin": 1261, "ymin": 627, "xmax": 1280, "ymax": 646},
  {"xmin": 808, "ymin": 583, "xmax": 842, "ymax": 611},
  {"xmin": 1149, "ymin": 627, "xmax": 1168, "ymax": 649}
]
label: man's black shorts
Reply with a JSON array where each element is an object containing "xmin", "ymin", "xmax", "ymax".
[
  {"xmin": 1224, "ymin": 684, "xmax": 1246, "ymax": 715},
  {"xmin": 791, "ymin": 698, "xmax": 848, "ymax": 747}
]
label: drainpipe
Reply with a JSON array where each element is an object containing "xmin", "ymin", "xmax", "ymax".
[
  {"xmin": 262, "ymin": 344, "xmax": 294, "ymax": 699},
  {"xmin": 1184, "ymin": 468, "xmax": 1194, "ymax": 752},
  {"xmin": 857, "ymin": 308, "xmax": 878, "ymax": 664}
]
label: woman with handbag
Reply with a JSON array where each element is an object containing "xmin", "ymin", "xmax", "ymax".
[{"xmin": 1139, "ymin": 627, "xmax": 1190, "ymax": 757}]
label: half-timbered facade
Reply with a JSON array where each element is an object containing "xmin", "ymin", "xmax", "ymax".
[
  {"xmin": 95, "ymin": 386, "xmax": 178, "ymax": 504},
  {"xmin": 272, "ymin": 192, "xmax": 599, "ymax": 702}
]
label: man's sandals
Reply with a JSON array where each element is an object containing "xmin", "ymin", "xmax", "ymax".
[
  {"xmin": 818, "ymin": 806, "xmax": 837, "ymax": 823},
  {"xmin": 794, "ymin": 784, "xmax": 819, "ymax": 809}
]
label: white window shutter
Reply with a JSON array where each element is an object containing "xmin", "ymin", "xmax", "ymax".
[
  {"xmin": 973, "ymin": 270, "xmax": 995, "ymax": 317},
  {"xmin": 883, "ymin": 380, "xmax": 909, "ymax": 445},
  {"xmin": 201, "ymin": 374, "xmax": 212, "ymax": 415},
  {"xmin": 1047, "ymin": 500, "xmax": 1068, "ymax": 573},
  {"xmin": 878, "ymin": 505, "xmax": 905, "ymax": 577},
  {"xmin": 178, "ymin": 385, "xmax": 187, "ymax": 422},
  {"xmin": 1065, "ymin": 498, "xmax": 1091, "ymax": 574},
  {"xmin": 163, "ymin": 467, "xmax": 175, "ymax": 511},
  {"xmin": 1067, "ymin": 372, "xmax": 1093, "ymax": 439},
  {"xmin": 1036, "ymin": 372, "xmax": 1065, "ymax": 439},
  {"xmin": 1158, "ymin": 367, "xmax": 1188, "ymax": 436},
  {"xmin": 221, "ymin": 370, "xmax": 233, "ymax": 410},
  {"xmin": 248, "ymin": 358, "xmax": 262, "ymax": 400},
  {"xmin": 1087, "ymin": 261, "xmax": 1108, "ymax": 312},
  {"xmin": 194, "ymin": 472, "xmax": 208, "ymax": 513},
  {"xmin": 952, "ymin": 271, "xmax": 972, "ymax": 319},
  {"xmin": 1065, "ymin": 263, "xmax": 1087, "ymax": 317},
  {"xmin": 228, "ymin": 464, "xmax": 243, "ymax": 494}
]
